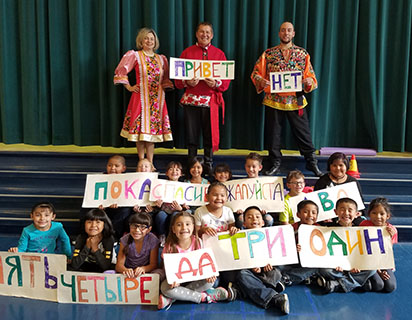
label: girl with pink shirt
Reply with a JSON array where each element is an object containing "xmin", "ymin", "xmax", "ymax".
[{"xmin": 158, "ymin": 211, "xmax": 228, "ymax": 309}]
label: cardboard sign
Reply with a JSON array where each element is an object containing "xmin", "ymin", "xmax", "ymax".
[
  {"xmin": 203, "ymin": 225, "xmax": 298, "ymax": 271},
  {"xmin": 0, "ymin": 252, "xmax": 159, "ymax": 304},
  {"xmin": 163, "ymin": 248, "xmax": 219, "ymax": 284},
  {"xmin": 298, "ymin": 225, "xmax": 395, "ymax": 270},
  {"xmin": 82, "ymin": 172, "xmax": 158, "ymax": 208},
  {"xmin": 150, "ymin": 179, "xmax": 209, "ymax": 206},
  {"xmin": 270, "ymin": 71, "xmax": 302, "ymax": 93},
  {"xmin": 223, "ymin": 177, "xmax": 285, "ymax": 212},
  {"xmin": 288, "ymin": 182, "xmax": 365, "ymax": 222},
  {"xmin": 0, "ymin": 252, "xmax": 66, "ymax": 302},
  {"xmin": 58, "ymin": 272, "xmax": 159, "ymax": 304},
  {"xmin": 169, "ymin": 57, "xmax": 235, "ymax": 80}
]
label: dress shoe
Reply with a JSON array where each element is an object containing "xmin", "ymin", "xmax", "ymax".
[
  {"xmin": 265, "ymin": 163, "xmax": 281, "ymax": 176},
  {"xmin": 305, "ymin": 162, "xmax": 322, "ymax": 177}
]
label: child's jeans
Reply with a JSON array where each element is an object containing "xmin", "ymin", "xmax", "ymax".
[
  {"xmin": 370, "ymin": 269, "xmax": 396, "ymax": 292},
  {"xmin": 237, "ymin": 268, "xmax": 282, "ymax": 309},
  {"xmin": 319, "ymin": 268, "xmax": 376, "ymax": 292},
  {"xmin": 280, "ymin": 264, "xmax": 319, "ymax": 284}
]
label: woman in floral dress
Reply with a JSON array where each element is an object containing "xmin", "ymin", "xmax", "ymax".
[{"xmin": 114, "ymin": 28, "xmax": 173, "ymax": 164}]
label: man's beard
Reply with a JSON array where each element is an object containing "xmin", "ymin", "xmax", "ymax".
[{"xmin": 280, "ymin": 39, "xmax": 291, "ymax": 45}]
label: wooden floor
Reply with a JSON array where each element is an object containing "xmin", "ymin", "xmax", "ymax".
[{"xmin": 0, "ymin": 234, "xmax": 411, "ymax": 320}]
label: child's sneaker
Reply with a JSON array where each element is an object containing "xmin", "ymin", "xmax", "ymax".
[
  {"xmin": 281, "ymin": 274, "xmax": 292, "ymax": 286},
  {"xmin": 274, "ymin": 281, "xmax": 285, "ymax": 293},
  {"xmin": 205, "ymin": 287, "xmax": 229, "ymax": 302},
  {"xmin": 316, "ymin": 275, "xmax": 327, "ymax": 287},
  {"xmin": 272, "ymin": 293, "xmax": 290, "ymax": 314},
  {"xmin": 227, "ymin": 282, "xmax": 238, "ymax": 301},
  {"xmin": 324, "ymin": 280, "xmax": 341, "ymax": 294},
  {"xmin": 304, "ymin": 275, "xmax": 317, "ymax": 285},
  {"xmin": 158, "ymin": 294, "xmax": 173, "ymax": 310}
]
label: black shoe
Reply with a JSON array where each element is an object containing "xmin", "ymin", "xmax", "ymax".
[
  {"xmin": 324, "ymin": 280, "xmax": 341, "ymax": 294},
  {"xmin": 272, "ymin": 293, "xmax": 289, "ymax": 314},
  {"xmin": 281, "ymin": 274, "xmax": 293, "ymax": 286},
  {"xmin": 275, "ymin": 281, "xmax": 285, "ymax": 293},
  {"xmin": 265, "ymin": 163, "xmax": 281, "ymax": 176},
  {"xmin": 316, "ymin": 275, "xmax": 327, "ymax": 287},
  {"xmin": 305, "ymin": 162, "xmax": 322, "ymax": 177},
  {"xmin": 227, "ymin": 282, "xmax": 238, "ymax": 301}
]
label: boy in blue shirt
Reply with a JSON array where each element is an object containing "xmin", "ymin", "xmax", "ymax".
[
  {"xmin": 236, "ymin": 206, "xmax": 289, "ymax": 314},
  {"xmin": 9, "ymin": 202, "xmax": 72, "ymax": 257},
  {"xmin": 317, "ymin": 198, "xmax": 375, "ymax": 293}
]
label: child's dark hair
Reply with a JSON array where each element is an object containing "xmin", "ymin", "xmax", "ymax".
[
  {"xmin": 327, "ymin": 152, "xmax": 349, "ymax": 172},
  {"xmin": 243, "ymin": 206, "xmax": 264, "ymax": 219},
  {"xmin": 368, "ymin": 197, "xmax": 392, "ymax": 217},
  {"xmin": 108, "ymin": 154, "xmax": 126, "ymax": 166},
  {"xmin": 297, "ymin": 200, "xmax": 319, "ymax": 213},
  {"xmin": 245, "ymin": 152, "xmax": 263, "ymax": 165},
  {"xmin": 166, "ymin": 161, "xmax": 183, "ymax": 172},
  {"xmin": 129, "ymin": 212, "xmax": 152, "ymax": 227},
  {"xmin": 335, "ymin": 197, "xmax": 358, "ymax": 210},
  {"xmin": 286, "ymin": 169, "xmax": 305, "ymax": 183},
  {"xmin": 207, "ymin": 181, "xmax": 227, "ymax": 194},
  {"xmin": 81, "ymin": 208, "xmax": 114, "ymax": 239},
  {"xmin": 213, "ymin": 163, "xmax": 232, "ymax": 180},
  {"xmin": 165, "ymin": 211, "xmax": 201, "ymax": 253},
  {"xmin": 186, "ymin": 157, "xmax": 204, "ymax": 180},
  {"xmin": 31, "ymin": 202, "xmax": 56, "ymax": 215},
  {"xmin": 123, "ymin": 212, "xmax": 152, "ymax": 255}
]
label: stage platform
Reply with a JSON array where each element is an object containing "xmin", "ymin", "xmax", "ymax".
[
  {"xmin": 1, "ymin": 145, "xmax": 412, "ymax": 240},
  {"xmin": 0, "ymin": 234, "xmax": 410, "ymax": 320}
]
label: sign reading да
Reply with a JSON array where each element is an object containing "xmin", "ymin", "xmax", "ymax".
[
  {"xmin": 270, "ymin": 71, "xmax": 302, "ymax": 93},
  {"xmin": 169, "ymin": 57, "xmax": 235, "ymax": 80}
]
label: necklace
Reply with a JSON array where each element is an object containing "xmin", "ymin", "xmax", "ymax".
[{"xmin": 142, "ymin": 50, "xmax": 154, "ymax": 57}]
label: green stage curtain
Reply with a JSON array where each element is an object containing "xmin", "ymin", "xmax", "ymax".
[{"xmin": 0, "ymin": 0, "xmax": 411, "ymax": 152}]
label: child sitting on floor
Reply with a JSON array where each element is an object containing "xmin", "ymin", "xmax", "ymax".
[
  {"xmin": 317, "ymin": 198, "xmax": 375, "ymax": 293},
  {"xmin": 115, "ymin": 213, "xmax": 160, "ymax": 278},
  {"xmin": 360, "ymin": 197, "xmax": 397, "ymax": 292},
  {"xmin": 9, "ymin": 202, "xmax": 71, "ymax": 258},
  {"xmin": 158, "ymin": 211, "xmax": 229, "ymax": 310},
  {"xmin": 236, "ymin": 206, "xmax": 289, "ymax": 314},
  {"xmin": 70, "ymin": 208, "xmax": 116, "ymax": 272}
]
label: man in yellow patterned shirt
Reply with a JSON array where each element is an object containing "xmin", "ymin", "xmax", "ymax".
[{"xmin": 251, "ymin": 21, "xmax": 321, "ymax": 177}]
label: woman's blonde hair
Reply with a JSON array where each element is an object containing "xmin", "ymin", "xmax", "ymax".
[{"xmin": 135, "ymin": 27, "xmax": 159, "ymax": 51}]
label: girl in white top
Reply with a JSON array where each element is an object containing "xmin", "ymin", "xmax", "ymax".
[
  {"xmin": 158, "ymin": 211, "xmax": 229, "ymax": 309},
  {"xmin": 194, "ymin": 182, "xmax": 238, "ymax": 238}
]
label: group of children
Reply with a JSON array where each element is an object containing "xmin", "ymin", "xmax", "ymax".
[{"xmin": 8, "ymin": 152, "xmax": 398, "ymax": 313}]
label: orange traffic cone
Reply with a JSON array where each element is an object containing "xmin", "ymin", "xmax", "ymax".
[{"xmin": 347, "ymin": 154, "xmax": 361, "ymax": 178}]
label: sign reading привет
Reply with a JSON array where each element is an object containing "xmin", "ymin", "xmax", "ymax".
[
  {"xmin": 169, "ymin": 57, "xmax": 235, "ymax": 80},
  {"xmin": 270, "ymin": 71, "xmax": 302, "ymax": 93}
]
